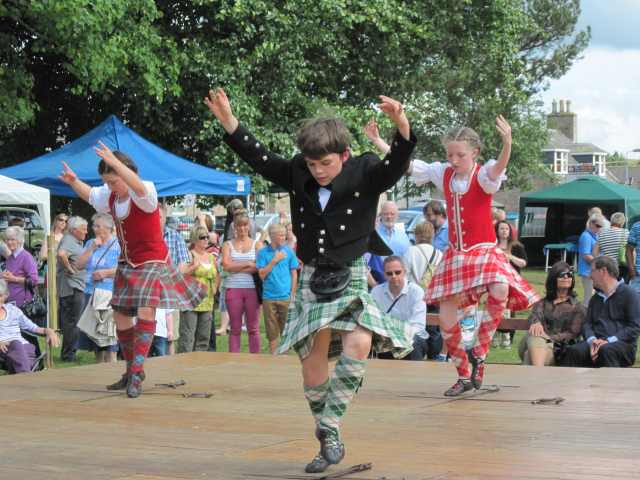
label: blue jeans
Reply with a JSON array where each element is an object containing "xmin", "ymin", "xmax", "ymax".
[{"xmin": 150, "ymin": 336, "xmax": 168, "ymax": 357}]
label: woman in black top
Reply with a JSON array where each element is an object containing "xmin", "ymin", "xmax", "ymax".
[{"xmin": 518, "ymin": 261, "xmax": 585, "ymax": 366}]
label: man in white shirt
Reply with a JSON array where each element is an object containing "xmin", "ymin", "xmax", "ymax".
[{"xmin": 371, "ymin": 256, "xmax": 428, "ymax": 360}]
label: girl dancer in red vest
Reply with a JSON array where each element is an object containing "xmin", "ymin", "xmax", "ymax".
[
  {"xmin": 367, "ymin": 116, "xmax": 539, "ymax": 395},
  {"xmin": 60, "ymin": 143, "xmax": 205, "ymax": 397}
]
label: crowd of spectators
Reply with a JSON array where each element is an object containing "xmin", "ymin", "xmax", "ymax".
[{"xmin": 1, "ymin": 198, "xmax": 639, "ymax": 374}]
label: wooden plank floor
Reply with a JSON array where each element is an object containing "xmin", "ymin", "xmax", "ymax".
[{"xmin": 1, "ymin": 352, "xmax": 639, "ymax": 479}]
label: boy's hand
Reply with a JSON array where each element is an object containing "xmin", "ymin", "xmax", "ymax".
[
  {"xmin": 59, "ymin": 162, "xmax": 78, "ymax": 185},
  {"xmin": 377, "ymin": 95, "xmax": 409, "ymax": 140},
  {"xmin": 204, "ymin": 88, "xmax": 239, "ymax": 134},
  {"xmin": 273, "ymin": 251, "xmax": 287, "ymax": 263},
  {"xmin": 496, "ymin": 115, "xmax": 512, "ymax": 145},
  {"xmin": 363, "ymin": 118, "xmax": 381, "ymax": 142}
]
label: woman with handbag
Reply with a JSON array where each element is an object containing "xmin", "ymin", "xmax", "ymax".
[
  {"xmin": 518, "ymin": 261, "xmax": 586, "ymax": 366},
  {"xmin": 221, "ymin": 214, "xmax": 263, "ymax": 353},
  {"xmin": 402, "ymin": 222, "xmax": 445, "ymax": 360},
  {"xmin": 75, "ymin": 213, "xmax": 121, "ymax": 363},
  {"xmin": 1, "ymin": 226, "xmax": 39, "ymax": 310}
]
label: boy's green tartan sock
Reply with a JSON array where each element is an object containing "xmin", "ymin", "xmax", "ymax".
[
  {"xmin": 304, "ymin": 378, "xmax": 330, "ymax": 425},
  {"xmin": 319, "ymin": 354, "xmax": 366, "ymax": 437}
]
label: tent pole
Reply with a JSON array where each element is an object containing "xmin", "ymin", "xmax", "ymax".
[{"xmin": 46, "ymin": 233, "xmax": 57, "ymax": 369}]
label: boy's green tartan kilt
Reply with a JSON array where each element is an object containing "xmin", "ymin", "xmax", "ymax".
[{"xmin": 277, "ymin": 256, "xmax": 413, "ymax": 360}]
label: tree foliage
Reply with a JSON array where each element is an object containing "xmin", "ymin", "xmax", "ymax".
[{"xmin": 0, "ymin": 0, "xmax": 590, "ymax": 196}]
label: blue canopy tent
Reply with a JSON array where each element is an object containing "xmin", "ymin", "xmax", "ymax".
[{"xmin": 0, "ymin": 115, "xmax": 250, "ymax": 197}]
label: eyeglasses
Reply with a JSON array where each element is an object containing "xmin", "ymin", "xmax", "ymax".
[
  {"xmin": 384, "ymin": 270, "xmax": 403, "ymax": 277},
  {"xmin": 198, "ymin": 235, "xmax": 209, "ymax": 241},
  {"xmin": 558, "ymin": 271, "xmax": 574, "ymax": 279}
]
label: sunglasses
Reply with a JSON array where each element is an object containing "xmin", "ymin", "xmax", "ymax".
[
  {"xmin": 384, "ymin": 270, "xmax": 403, "ymax": 277},
  {"xmin": 57, "ymin": 217, "xmax": 68, "ymax": 222},
  {"xmin": 198, "ymin": 235, "xmax": 209, "ymax": 241},
  {"xmin": 558, "ymin": 271, "xmax": 574, "ymax": 279}
]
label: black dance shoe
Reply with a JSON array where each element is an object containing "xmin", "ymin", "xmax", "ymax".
[
  {"xmin": 106, "ymin": 371, "xmax": 145, "ymax": 391},
  {"xmin": 444, "ymin": 378, "xmax": 473, "ymax": 397},
  {"xmin": 304, "ymin": 453, "xmax": 330, "ymax": 473}
]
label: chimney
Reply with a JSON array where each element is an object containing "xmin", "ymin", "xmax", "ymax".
[{"xmin": 547, "ymin": 99, "xmax": 577, "ymax": 143}]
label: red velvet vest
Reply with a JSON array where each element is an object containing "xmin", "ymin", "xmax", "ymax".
[
  {"xmin": 109, "ymin": 192, "xmax": 168, "ymax": 267},
  {"xmin": 443, "ymin": 163, "xmax": 496, "ymax": 252}
]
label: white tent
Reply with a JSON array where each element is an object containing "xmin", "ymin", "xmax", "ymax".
[{"xmin": 0, "ymin": 174, "xmax": 51, "ymax": 232}]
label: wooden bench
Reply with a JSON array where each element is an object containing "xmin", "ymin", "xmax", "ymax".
[{"xmin": 426, "ymin": 313, "xmax": 529, "ymax": 331}]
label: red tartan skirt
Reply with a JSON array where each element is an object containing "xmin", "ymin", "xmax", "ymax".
[
  {"xmin": 111, "ymin": 260, "xmax": 207, "ymax": 316},
  {"xmin": 425, "ymin": 245, "xmax": 540, "ymax": 311}
]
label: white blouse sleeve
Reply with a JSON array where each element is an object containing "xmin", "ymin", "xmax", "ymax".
[
  {"xmin": 409, "ymin": 160, "xmax": 447, "ymax": 191},
  {"xmin": 88, "ymin": 184, "xmax": 112, "ymax": 213},
  {"xmin": 129, "ymin": 181, "xmax": 158, "ymax": 213},
  {"xmin": 477, "ymin": 159, "xmax": 507, "ymax": 194}
]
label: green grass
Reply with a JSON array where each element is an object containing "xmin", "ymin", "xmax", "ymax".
[{"xmin": 3, "ymin": 267, "xmax": 638, "ymax": 374}]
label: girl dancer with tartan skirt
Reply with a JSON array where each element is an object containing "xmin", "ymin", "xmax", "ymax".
[
  {"xmin": 368, "ymin": 116, "xmax": 540, "ymax": 396},
  {"xmin": 204, "ymin": 88, "xmax": 415, "ymax": 473},
  {"xmin": 59, "ymin": 144, "xmax": 206, "ymax": 398}
]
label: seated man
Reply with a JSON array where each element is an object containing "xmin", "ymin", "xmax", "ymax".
[
  {"xmin": 371, "ymin": 256, "xmax": 427, "ymax": 360},
  {"xmin": 0, "ymin": 279, "xmax": 59, "ymax": 373},
  {"xmin": 559, "ymin": 256, "xmax": 640, "ymax": 368}
]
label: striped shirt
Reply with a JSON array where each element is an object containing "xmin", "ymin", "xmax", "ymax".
[
  {"xmin": 597, "ymin": 227, "xmax": 629, "ymax": 264},
  {"xmin": 225, "ymin": 239, "xmax": 258, "ymax": 289}
]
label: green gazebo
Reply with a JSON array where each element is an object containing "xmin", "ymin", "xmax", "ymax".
[{"xmin": 518, "ymin": 176, "xmax": 640, "ymax": 266}]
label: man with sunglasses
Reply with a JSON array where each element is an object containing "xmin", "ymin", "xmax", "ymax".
[
  {"xmin": 559, "ymin": 255, "xmax": 640, "ymax": 368},
  {"xmin": 371, "ymin": 256, "xmax": 428, "ymax": 360},
  {"xmin": 578, "ymin": 213, "xmax": 606, "ymax": 307}
]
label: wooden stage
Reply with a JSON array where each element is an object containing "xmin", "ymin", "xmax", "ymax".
[{"xmin": 1, "ymin": 352, "xmax": 639, "ymax": 479}]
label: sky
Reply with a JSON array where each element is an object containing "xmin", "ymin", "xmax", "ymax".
[{"xmin": 539, "ymin": 0, "xmax": 640, "ymax": 154}]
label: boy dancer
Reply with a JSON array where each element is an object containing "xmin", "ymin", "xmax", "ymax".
[{"xmin": 205, "ymin": 88, "xmax": 415, "ymax": 472}]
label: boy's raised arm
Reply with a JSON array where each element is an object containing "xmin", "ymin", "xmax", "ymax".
[
  {"xmin": 204, "ymin": 88, "xmax": 239, "ymax": 134},
  {"xmin": 378, "ymin": 95, "xmax": 410, "ymax": 141}
]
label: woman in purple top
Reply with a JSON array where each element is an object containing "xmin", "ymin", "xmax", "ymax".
[
  {"xmin": 1, "ymin": 226, "xmax": 39, "ymax": 307},
  {"xmin": 0, "ymin": 279, "xmax": 59, "ymax": 373}
]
